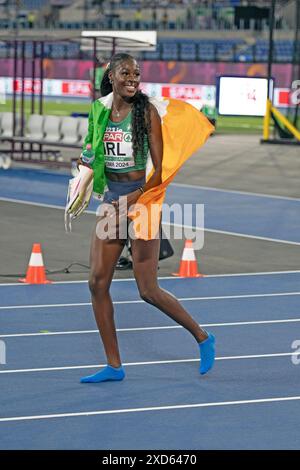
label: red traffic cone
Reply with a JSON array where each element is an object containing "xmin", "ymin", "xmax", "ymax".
[
  {"xmin": 19, "ymin": 243, "xmax": 52, "ymax": 284},
  {"xmin": 172, "ymin": 239, "xmax": 203, "ymax": 278}
]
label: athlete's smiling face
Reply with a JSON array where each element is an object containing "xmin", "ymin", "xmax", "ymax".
[{"xmin": 110, "ymin": 59, "xmax": 141, "ymax": 99}]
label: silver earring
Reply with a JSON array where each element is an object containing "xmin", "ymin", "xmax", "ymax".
[{"xmin": 109, "ymin": 79, "xmax": 113, "ymax": 84}]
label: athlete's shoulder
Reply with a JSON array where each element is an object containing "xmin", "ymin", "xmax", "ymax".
[
  {"xmin": 148, "ymin": 97, "xmax": 168, "ymax": 120},
  {"xmin": 148, "ymin": 101, "xmax": 161, "ymax": 123},
  {"xmin": 92, "ymin": 92, "xmax": 113, "ymax": 110}
]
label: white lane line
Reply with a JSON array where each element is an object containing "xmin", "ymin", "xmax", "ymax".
[
  {"xmin": 1, "ymin": 291, "xmax": 300, "ymax": 310},
  {"xmin": 2, "ymin": 197, "xmax": 300, "ymax": 246},
  {"xmin": 0, "ymin": 302, "xmax": 92, "ymax": 310},
  {"xmin": 2, "ymin": 183, "xmax": 300, "ymax": 208},
  {"xmin": 205, "ymin": 270, "xmax": 300, "ymax": 278},
  {"xmin": 1, "ymin": 318, "xmax": 300, "ymax": 338},
  {"xmin": 1, "ymin": 270, "xmax": 300, "ymax": 286},
  {"xmin": 0, "ymin": 352, "xmax": 294, "ymax": 375},
  {"xmin": 163, "ymin": 222, "xmax": 300, "ymax": 247},
  {"xmin": 1, "ymin": 395, "xmax": 300, "ymax": 423},
  {"xmin": 0, "ymin": 197, "xmax": 68, "ymax": 212},
  {"xmin": 171, "ymin": 183, "xmax": 300, "ymax": 202}
]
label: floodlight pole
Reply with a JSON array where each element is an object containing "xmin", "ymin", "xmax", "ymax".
[
  {"xmin": 39, "ymin": 41, "xmax": 44, "ymax": 115},
  {"xmin": 14, "ymin": 0, "xmax": 20, "ymax": 40},
  {"xmin": 83, "ymin": 0, "xmax": 88, "ymax": 24},
  {"xmin": 267, "ymin": 0, "xmax": 276, "ymax": 100},
  {"xmin": 12, "ymin": 0, "xmax": 21, "ymax": 138},
  {"xmin": 31, "ymin": 41, "xmax": 36, "ymax": 115},
  {"xmin": 112, "ymin": 37, "xmax": 116, "ymax": 56},
  {"xmin": 263, "ymin": 0, "xmax": 276, "ymax": 140},
  {"xmin": 93, "ymin": 37, "xmax": 97, "ymax": 101},
  {"xmin": 292, "ymin": 0, "xmax": 300, "ymax": 127},
  {"xmin": 12, "ymin": 40, "xmax": 17, "ymax": 137},
  {"xmin": 20, "ymin": 40, "xmax": 25, "ymax": 137}
]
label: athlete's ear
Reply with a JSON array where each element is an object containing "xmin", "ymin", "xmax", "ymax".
[{"xmin": 108, "ymin": 71, "xmax": 113, "ymax": 84}]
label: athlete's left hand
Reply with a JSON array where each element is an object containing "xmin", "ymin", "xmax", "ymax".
[
  {"xmin": 110, "ymin": 189, "xmax": 141, "ymax": 217},
  {"xmin": 126, "ymin": 189, "xmax": 142, "ymax": 209}
]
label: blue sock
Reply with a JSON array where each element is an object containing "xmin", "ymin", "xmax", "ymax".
[
  {"xmin": 199, "ymin": 332, "xmax": 215, "ymax": 375},
  {"xmin": 80, "ymin": 365, "xmax": 125, "ymax": 383}
]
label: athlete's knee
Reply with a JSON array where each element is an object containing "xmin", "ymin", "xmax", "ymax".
[
  {"xmin": 89, "ymin": 273, "xmax": 110, "ymax": 296},
  {"xmin": 139, "ymin": 286, "xmax": 159, "ymax": 305}
]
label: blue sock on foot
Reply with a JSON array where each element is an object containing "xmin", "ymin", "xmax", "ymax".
[
  {"xmin": 80, "ymin": 365, "xmax": 125, "ymax": 383},
  {"xmin": 199, "ymin": 332, "xmax": 215, "ymax": 375}
]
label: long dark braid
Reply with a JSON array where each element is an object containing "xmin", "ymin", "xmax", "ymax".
[
  {"xmin": 100, "ymin": 53, "xmax": 151, "ymax": 162},
  {"xmin": 100, "ymin": 67, "xmax": 112, "ymax": 97},
  {"xmin": 131, "ymin": 90, "xmax": 151, "ymax": 162}
]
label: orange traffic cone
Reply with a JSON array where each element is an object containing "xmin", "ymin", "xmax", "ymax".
[
  {"xmin": 19, "ymin": 243, "xmax": 52, "ymax": 284},
  {"xmin": 172, "ymin": 239, "xmax": 203, "ymax": 278}
]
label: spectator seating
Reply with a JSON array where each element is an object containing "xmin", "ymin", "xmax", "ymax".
[
  {"xmin": 0, "ymin": 34, "xmax": 297, "ymax": 63},
  {"xmin": 0, "ymin": 112, "xmax": 20, "ymax": 138},
  {"xmin": 21, "ymin": 0, "xmax": 48, "ymax": 8},
  {"xmin": 26, "ymin": 114, "xmax": 44, "ymax": 140},
  {"xmin": 60, "ymin": 116, "xmax": 80, "ymax": 144},
  {"xmin": 43, "ymin": 115, "xmax": 62, "ymax": 142},
  {"xmin": 78, "ymin": 118, "xmax": 88, "ymax": 145},
  {"xmin": 236, "ymin": 39, "xmax": 298, "ymax": 62},
  {"xmin": 0, "ymin": 112, "xmax": 87, "ymax": 148},
  {"xmin": 115, "ymin": 37, "xmax": 295, "ymax": 63},
  {"xmin": 143, "ymin": 38, "xmax": 245, "ymax": 62}
]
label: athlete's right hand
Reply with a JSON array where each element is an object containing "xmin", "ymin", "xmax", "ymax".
[{"xmin": 76, "ymin": 157, "xmax": 83, "ymax": 170}]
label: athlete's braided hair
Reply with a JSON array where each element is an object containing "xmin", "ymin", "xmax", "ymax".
[{"xmin": 100, "ymin": 53, "xmax": 151, "ymax": 162}]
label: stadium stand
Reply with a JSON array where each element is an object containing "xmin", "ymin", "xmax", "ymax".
[
  {"xmin": 26, "ymin": 114, "xmax": 45, "ymax": 140},
  {"xmin": 0, "ymin": 34, "xmax": 297, "ymax": 63},
  {"xmin": 0, "ymin": 112, "xmax": 20, "ymax": 138},
  {"xmin": 0, "ymin": 0, "xmax": 292, "ymax": 32},
  {"xmin": 43, "ymin": 115, "xmax": 62, "ymax": 143},
  {"xmin": 236, "ymin": 38, "xmax": 297, "ymax": 62},
  {"xmin": 77, "ymin": 117, "xmax": 88, "ymax": 145},
  {"xmin": 60, "ymin": 116, "xmax": 80, "ymax": 145},
  {"xmin": 21, "ymin": 0, "xmax": 48, "ymax": 8},
  {"xmin": 0, "ymin": 112, "xmax": 86, "ymax": 149}
]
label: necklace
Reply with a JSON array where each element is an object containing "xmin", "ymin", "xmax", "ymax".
[
  {"xmin": 112, "ymin": 102, "xmax": 133, "ymax": 118},
  {"xmin": 112, "ymin": 103, "xmax": 120, "ymax": 118}
]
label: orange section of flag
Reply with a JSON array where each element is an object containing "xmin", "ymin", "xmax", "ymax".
[
  {"xmin": 19, "ymin": 243, "xmax": 52, "ymax": 284},
  {"xmin": 128, "ymin": 99, "xmax": 214, "ymax": 240}
]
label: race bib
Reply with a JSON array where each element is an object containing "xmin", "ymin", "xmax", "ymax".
[{"xmin": 103, "ymin": 127, "xmax": 135, "ymax": 170}]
